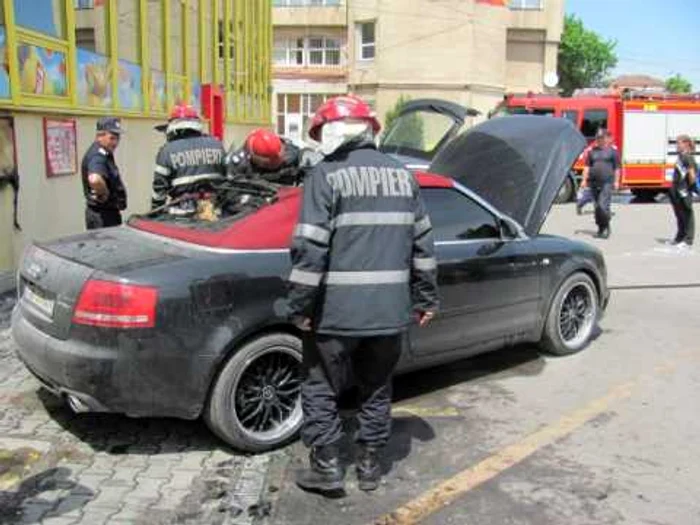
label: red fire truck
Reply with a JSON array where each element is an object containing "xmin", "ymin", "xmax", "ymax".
[{"xmin": 496, "ymin": 91, "xmax": 700, "ymax": 202}]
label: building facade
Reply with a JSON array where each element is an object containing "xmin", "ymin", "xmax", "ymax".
[
  {"xmin": 272, "ymin": 0, "xmax": 563, "ymax": 143},
  {"xmin": 0, "ymin": 0, "xmax": 272, "ymax": 282}
]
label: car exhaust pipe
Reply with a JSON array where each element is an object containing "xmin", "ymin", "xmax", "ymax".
[{"xmin": 66, "ymin": 394, "xmax": 90, "ymax": 413}]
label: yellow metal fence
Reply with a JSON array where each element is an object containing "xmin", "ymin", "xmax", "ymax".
[{"xmin": 0, "ymin": 0, "xmax": 271, "ymax": 124}]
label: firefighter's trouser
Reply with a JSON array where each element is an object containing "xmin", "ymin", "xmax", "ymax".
[
  {"xmin": 591, "ymin": 182, "xmax": 612, "ymax": 231},
  {"xmin": 300, "ymin": 333, "xmax": 403, "ymax": 448},
  {"xmin": 669, "ymin": 188, "xmax": 695, "ymax": 245}
]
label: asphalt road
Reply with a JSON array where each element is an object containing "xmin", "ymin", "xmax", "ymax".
[
  {"xmin": 1, "ymin": 201, "xmax": 699, "ymax": 525},
  {"xmin": 270, "ymin": 201, "xmax": 700, "ymax": 525}
]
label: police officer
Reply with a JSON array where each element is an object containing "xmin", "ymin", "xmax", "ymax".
[
  {"xmin": 81, "ymin": 117, "xmax": 127, "ymax": 229},
  {"xmin": 151, "ymin": 104, "xmax": 226, "ymax": 211},
  {"xmin": 581, "ymin": 128, "xmax": 620, "ymax": 238},
  {"xmin": 669, "ymin": 134, "xmax": 697, "ymax": 247},
  {"xmin": 287, "ymin": 95, "xmax": 439, "ymax": 495},
  {"xmin": 227, "ymin": 128, "xmax": 304, "ymax": 185}
]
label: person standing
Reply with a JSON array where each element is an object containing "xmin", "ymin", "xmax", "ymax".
[
  {"xmin": 286, "ymin": 95, "xmax": 439, "ymax": 495},
  {"xmin": 81, "ymin": 117, "xmax": 127, "ymax": 229},
  {"xmin": 151, "ymin": 104, "xmax": 226, "ymax": 213},
  {"xmin": 580, "ymin": 128, "xmax": 620, "ymax": 238},
  {"xmin": 668, "ymin": 134, "xmax": 697, "ymax": 248}
]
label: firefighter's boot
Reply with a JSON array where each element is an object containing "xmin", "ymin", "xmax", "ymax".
[
  {"xmin": 356, "ymin": 444, "xmax": 382, "ymax": 492},
  {"xmin": 296, "ymin": 443, "xmax": 345, "ymax": 495}
]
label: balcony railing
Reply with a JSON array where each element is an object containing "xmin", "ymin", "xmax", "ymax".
[{"xmin": 273, "ymin": 0, "xmax": 343, "ymax": 6}]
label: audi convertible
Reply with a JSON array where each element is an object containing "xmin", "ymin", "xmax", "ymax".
[{"xmin": 11, "ymin": 115, "xmax": 608, "ymax": 452}]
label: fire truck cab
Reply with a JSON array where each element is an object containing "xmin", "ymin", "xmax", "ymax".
[{"xmin": 497, "ymin": 90, "xmax": 700, "ymax": 201}]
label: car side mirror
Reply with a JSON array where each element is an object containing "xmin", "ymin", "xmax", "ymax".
[{"xmin": 499, "ymin": 217, "xmax": 519, "ymax": 239}]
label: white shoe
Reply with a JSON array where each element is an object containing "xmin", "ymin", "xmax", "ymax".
[{"xmin": 676, "ymin": 242, "xmax": 692, "ymax": 250}]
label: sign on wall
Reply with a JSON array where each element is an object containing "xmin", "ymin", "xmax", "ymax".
[{"xmin": 43, "ymin": 118, "xmax": 77, "ymax": 177}]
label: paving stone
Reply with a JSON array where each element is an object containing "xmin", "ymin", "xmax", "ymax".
[
  {"xmin": 51, "ymin": 493, "xmax": 95, "ymax": 517},
  {"xmin": 74, "ymin": 506, "xmax": 119, "ymax": 525},
  {"xmin": 136, "ymin": 464, "xmax": 173, "ymax": 480},
  {"xmin": 71, "ymin": 473, "xmax": 110, "ymax": 496},
  {"xmin": 163, "ymin": 469, "xmax": 200, "ymax": 491},
  {"xmin": 107, "ymin": 466, "xmax": 143, "ymax": 486},
  {"xmin": 123, "ymin": 478, "xmax": 167, "ymax": 507},
  {"xmin": 86, "ymin": 484, "xmax": 133, "ymax": 510}
]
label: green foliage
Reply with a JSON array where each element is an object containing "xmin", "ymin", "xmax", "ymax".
[
  {"xmin": 558, "ymin": 14, "xmax": 618, "ymax": 96},
  {"xmin": 382, "ymin": 95, "xmax": 425, "ymax": 149},
  {"xmin": 666, "ymin": 74, "xmax": 693, "ymax": 94}
]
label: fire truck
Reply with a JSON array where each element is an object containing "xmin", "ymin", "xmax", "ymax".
[{"xmin": 495, "ymin": 90, "xmax": 700, "ymax": 202}]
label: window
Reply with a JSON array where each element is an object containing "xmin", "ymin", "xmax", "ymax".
[
  {"xmin": 581, "ymin": 109, "xmax": 608, "ymax": 139},
  {"xmin": 14, "ymin": 0, "xmax": 65, "ymax": 38},
  {"xmin": 117, "ymin": 0, "xmax": 139, "ymax": 64},
  {"xmin": 422, "ymin": 189, "xmax": 500, "ymax": 242},
  {"xmin": 276, "ymin": 93, "xmax": 331, "ymax": 140},
  {"xmin": 531, "ymin": 107, "xmax": 554, "ymax": 116},
  {"xmin": 380, "ymin": 109, "xmax": 456, "ymax": 161},
  {"xmin": 562, "ymin": 110, "xmax": 578, "ymax": 125},
  {"xmin": 308, "ymin": 37, "xmax": 341, "ymax": 66},
  {"xmin": 357, "ymin": 22, "xmax": 375, "ymax": 61},
  {"xmin": 274, "ymin": 37, "xmax": 341, "ymax": 67},
  {"xmin": 75, "ymin": 0, "xmax": 94, "ymax": 8},
  {"xmin": 509, "ymin": 0, "xmax": 544, "ymax": 9}
]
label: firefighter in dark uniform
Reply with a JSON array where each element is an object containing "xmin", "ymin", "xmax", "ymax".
[
  {"xmin": 226, "ymin": 128, "xmax": 304, "ymax": 185},
  {"xmin": 286, "ymin": 95, "xmax": 439, "ymax": 495},
  {"xmin": 581, "ymin": 128, "xmax": 620, "ymax": 238},
  {"xmin": 151, "ymin": 104, "xmax": 226, "ymax": 212},
  {"xmin": 669, "ymin": 134, "xmax": 697, "ymax": 247},
  {"xmin": 81, "ymin": 117, "xmax": 127, "ymax": 230}
]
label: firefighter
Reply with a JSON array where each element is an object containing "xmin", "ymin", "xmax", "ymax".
[
  {"xmin": 151, "ymin": 104, "xmax": 226, "ymax": 213},
  {"xmin": 81, "ymin": 117, "xmax": 127, "ymax": 230},
  {"xmin": 580, "ymin": 128, "xmax": 620, "ymax": 238},
  {"xmin": 669, "ymin": 134, "xmax": 697, "ymax": 248},
  {"xmin": 226, "ymin": 128, "xmax": 304, "ymax": 185},
  {"xmin": 286, "ymin": 95, "xmax": 439, "ymax": 495}
]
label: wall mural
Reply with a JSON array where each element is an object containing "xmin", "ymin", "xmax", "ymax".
[
  {"xmin": 77, "ymin": 48, "xmax": 112, "ymax": 107},
  {"xmin": 118, "ymin": 60, "xmax": 143, "ymax": 111},
  {"xmin": 0, "ymin": 28, "xmax": 10, "ymax": 99},
  {"xmin": 150, "ymin": 69, "xmax": 166, "ymax": 113},
  {"xmin": 18, "ymin": 44, "xmax": 67, "ymax": 96}
]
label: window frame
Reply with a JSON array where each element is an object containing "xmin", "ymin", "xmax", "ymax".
[
  {"xmin": 274, "ymin": 36, "xmax": 341, "ymax": 67},
  {"xmin": 357, "ymin": 21, "xmax": 375, "ymax": 62},
  {"xmin": 581, "ymin": 108, "xmax": 609, "ymax": 140}
]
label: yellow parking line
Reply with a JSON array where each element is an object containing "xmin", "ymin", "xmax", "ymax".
[{"xmin": 374, "ymin": 369, "xmax": 664, "ymax": 525}]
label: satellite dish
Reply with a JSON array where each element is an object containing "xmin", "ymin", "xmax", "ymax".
[{"xmin": 544, "ymin": 71, "xmax": 559, "ymax": 88}]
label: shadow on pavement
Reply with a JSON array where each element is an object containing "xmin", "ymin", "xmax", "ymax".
[
  {"xmin": 0, "ymin": 467, "xmax": 93, "ymax": 525},
  {"xmin": 37, "ymin": 389, "xmax": 224, "ymax": 456},
  {"xmin": 393, "ymin": 344, "xmax": 545, "ymax": 403}
]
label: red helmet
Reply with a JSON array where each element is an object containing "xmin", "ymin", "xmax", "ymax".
[
  {"xmin": 167, "ymin": 103, "xmax": 202, "ymax": 134},
  {"xmin": 246, "ymin": 128, "xmax": 283, "ymax": 161},
  {"xmin": 308, "ymin": 95, "xmax": 381, "ymax": 142},
  {"xmin": 169, "ymin": 103, "xmax": 199, "ymax": 121}
]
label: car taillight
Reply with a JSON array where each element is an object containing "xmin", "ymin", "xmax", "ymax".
[{"xmin": 73, "ymin": 280, "xmax": 158, "ymax": 329}]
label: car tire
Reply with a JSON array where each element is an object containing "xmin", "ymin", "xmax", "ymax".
[
  {"xmin": 554, "ymin": 174, "xmax": 575, "ymax": 204},
  {"xmin": 540, "ymin": 272, "xmax": 599, "ymax": 356},
  {"xmin": 205, "ymin": 333, "xmax": 303, "ymax": 452}
]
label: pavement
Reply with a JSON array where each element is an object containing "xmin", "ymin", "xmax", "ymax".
[{"xmin": 1, "ymin": 200, "xmax": 699, "ymax": 524}]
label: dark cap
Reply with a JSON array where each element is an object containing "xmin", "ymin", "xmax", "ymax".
[
  {"xmin": 154, "ymin": 123, "xmax": 168, "ymax": 133},
  {"xmin": 96, "ymin": 117, "xmax": 123, "ymax": 135},
  {"xmin": 595, "ymin": 128, "xmax": 610, "ymax": 138}
]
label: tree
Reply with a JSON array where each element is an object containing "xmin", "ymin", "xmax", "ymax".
[
  {"xmin": 666, "ymin": 74, "xmax": 693, "ymax": 94},
  {"xmin": 382, "ymin": 95, "xmax": 424, "ymax": 149},
  {"xmin": 558, "ymin": 14, "xmax": 618, "ymax": 96}
]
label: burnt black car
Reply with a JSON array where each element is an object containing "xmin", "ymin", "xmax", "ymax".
[{"xmin": 11, "ymin": 116, "xmax": 608, "ymax": 452}]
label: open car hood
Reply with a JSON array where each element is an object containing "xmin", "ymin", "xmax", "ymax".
[
  {"xmin": 429, "ymin": 115, "xmax": 586, "ymax": 236},
  {"xmin": 379, "ymin": 99, "xmax": 480, "ymax": 168}
]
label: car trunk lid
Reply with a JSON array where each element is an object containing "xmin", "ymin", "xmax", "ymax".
[{"xmin": 18, "ymin": 227, "xmax": 185, "ymax": 340}]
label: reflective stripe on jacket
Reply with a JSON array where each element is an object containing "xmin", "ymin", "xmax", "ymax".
[{"xmin": 287, "ymin": 143, "xmax": 439, "ymax": 336}]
